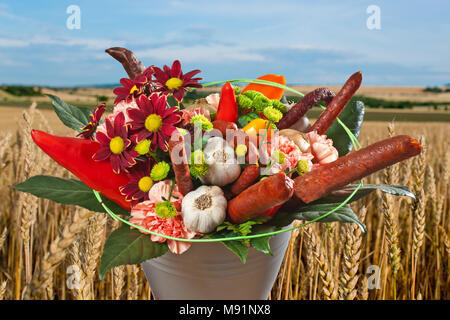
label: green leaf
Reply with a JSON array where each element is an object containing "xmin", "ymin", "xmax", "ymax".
[
  {"xmin": 316, "ymin": 184, "xmax": 416, "ymax": 204},
  {"xmin": 13, "ymin": 175, "xmax": 129, "ymax": 215},
  {"xmin": 237, "ymin": 112, "xmax": 259, "ymax": 128},
  {"xmin": 207, "ymin": 231, "xmax": 248, "ymax": 263},
  {"xmin": 99, "ymin": 224, "xmax": 169, "ymax": 280},
  {"xmin": 166, "ymin": 94, "xmax": 184, "ymax": 109},
  {"xmin": 46, "ymin": 94, "xmax": 92, "ymax": 132},
  {"xmin": 270, "ymin": 203, "xmax": 366, "ymax": 234},
  {"xmin": 250, "ymin": 235, "xmax": 273, "ymax": 256},
  {"xmin": 325, "ymin": 100, "xmax": 365, "ymax": 156}
]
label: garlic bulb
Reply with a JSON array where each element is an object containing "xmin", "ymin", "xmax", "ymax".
[
  {"xmin": 289, "ymin": 115, "xmax": 311, "ymax": 132},
  {"xmin": 201, "ymin": 137, "xmax": 241, "ymax": 186},
  {"xmin": 181, "ymin": 185, "xmax": 227, "ymax": 233}
]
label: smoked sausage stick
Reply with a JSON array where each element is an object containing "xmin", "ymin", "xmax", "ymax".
[
  {"xmin": 294, "ymin": 135, "xmax": 422, "ymax": 203},
  {"xmin": 309, "ymin": 71, "xmax": 362, "ymax": 135},
  {"xmin": 277, "ymin": 88, "xmax": 335, "ymax": 130},
  {"xmin": 230, "ymin": 164, "xmax": 260, "ymax": 196},
  {"xmin": 168, "ymin": 132, "xmax": 194, "ymax": 196},
  {"xmin": 228, "ymin": 172, "xmax": 294, "ymax": 223}
]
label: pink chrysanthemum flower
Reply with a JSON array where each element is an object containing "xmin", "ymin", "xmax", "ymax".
[
  {"xmin": 77, "ymin": 103, "xmax": 106, "ymax": 140},
  {"xmin": 92, "ymin": 112, "xmax": 138, "ymax": 173},
  {"xmin": 129, "ymin": 180, "xmax": 196, "ymax": 254},
  {"xmin": 152, "ymin": 60, "xmax": 203, "ymax": 102},
  {"xmin": 128, "ymin": 94, "xmax": 182, "ymax": 151}
]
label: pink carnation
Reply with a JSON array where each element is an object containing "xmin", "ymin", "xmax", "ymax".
[
  {"xmin": 264, "ymin": 135, "xmax": 314, "ymax": 174},
  {"xmin": 148, "ymin": 180, "xmax": 184, "ymax": 211},
  {"xmin": 113, "ymin": 99, "xmax": 138, "ymax": 123},
  {"xmin": 180, "ymin": 107, "xmax": 211, "ymax": 126},
  {"xmin": 129, "ymin": 180, "xmax": 197, "ymax": 254},
  {"xmin": 308, "ymin": 131, "xmax": 339, "ymax": 164},
  {"xmin": 95, "ymin": 100, "xmax": 139, "ymax": 139},
  {"xmin": 205, "ymin": 93, "xmax": 220, "ymax": 110}
]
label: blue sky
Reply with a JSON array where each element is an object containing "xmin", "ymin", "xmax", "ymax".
[{"xmin": 0, "ymin": 0, "xmax": 449, "ymax": 86}]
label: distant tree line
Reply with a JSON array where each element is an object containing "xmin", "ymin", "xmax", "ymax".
[
  {"xmin": 423, "ymin": 86, "xmax": 450, "ymax": 93},
  {"xmin": 1, "ymin": 85, "xmax": 42, "ymax": 96}
]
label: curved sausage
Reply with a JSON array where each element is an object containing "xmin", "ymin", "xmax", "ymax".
[
  {"xmin": 230, "ymin": 164, "xmax": 260, "ymax": 196},
  {"xmin": 277, "ymin": 88, "xmax": 335, "ymax": 130},
  {"xmin": 294, "ymin": 135, "xmax": 422, "ymax": 203},
  {"xmin": 309, "ymin": 71, "xmax": 362, "ymax": 135},
  {"xmin": 168, "ymin": 131, "xmax": 194, "ymax": 196},
  {"xmin": 105, "ymin": 47, "xmax": 146, "ymax": 80},
  {"xmin": 228, "ymin": 172, "xmax": 294, "ymax": 223}
]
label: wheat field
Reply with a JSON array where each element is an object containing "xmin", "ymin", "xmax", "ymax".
[{"xmin": 0, "ymin": 105, "xmax": 448, "ymax": 300}]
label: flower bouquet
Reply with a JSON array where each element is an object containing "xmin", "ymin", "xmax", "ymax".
[{"xmin": 15, "ymin": 47, "xmax": 422, "ymax": 300}]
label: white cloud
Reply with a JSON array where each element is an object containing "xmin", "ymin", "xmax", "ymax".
[
  {"xmin": 0, "ymin": 35, "xmax": 126, "ymax": 50},
  {"xmin": 135, "ymin": 44, "xmax": 266, "ymax": 63},
  {"xmin": 0, "ymin": 38, "xmax": 29, "ymax": 47}
]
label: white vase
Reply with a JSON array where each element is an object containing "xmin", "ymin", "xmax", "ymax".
[{"xmin": 141, "ymin": 228, "xmax": 291, "ymax": 300}]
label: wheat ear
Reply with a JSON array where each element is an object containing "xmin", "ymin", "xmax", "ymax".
[{"xmin": 24, "ymin": 209, "xmax": 93, "ymax": 299}]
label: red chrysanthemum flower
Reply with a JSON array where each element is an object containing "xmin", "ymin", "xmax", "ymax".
[
  {"xmin": 92, "ymin": 112, "xmax": 139, "ymax": 173},
  {"xmin": 77, "ymin": 103, "xmax": 106, "ymax": 140},
  {"xmin": 152, "ymin": 60, "xmax": 203, "ymax": 102},
  {"xmin": 120, "ymin": 160, "xmax": 154, "ymax": 205},
  {"xmin": 113, "ymin": 74, "xmax": 148, "ymax": 104},
  {"xmin": 128, "ymin": 94, "xmax": 182, "ymax": 151}
]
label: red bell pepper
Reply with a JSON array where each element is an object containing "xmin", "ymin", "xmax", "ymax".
[
  {"xmin": 31, "ymin": 130, "xmax": 131, "ymax": 211},
  {"xmin": 215, "ymin": 82, "xmax": 238, "ymax": 123},
  {"xmin": 259, "ymin": 204, "xmax": 282, "ymax": 218}
]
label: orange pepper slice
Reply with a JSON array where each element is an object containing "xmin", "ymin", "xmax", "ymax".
[
  {"xmin": 242, "ymin": 118, "xmax": 274, "ymax": 146},
  {"xmin": 241, "ymin": 74, "xmax": 286, "ymax": 100}
]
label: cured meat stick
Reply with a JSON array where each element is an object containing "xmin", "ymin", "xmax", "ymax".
[
  {"xmin": 228, "ymin": 172, "xmax": 294, "ymax": 224},
  {"xmin": 105, "ymin": 47, "xmax": 146, "ymax": 80},
  {"xmin": 212, "ymin": 120, "xmax": 259, "ymax": 164},
  {"xmin": 294, "ymin": 135, "xmax": 422, "ymax": 203},
  {"xmin": 277, "ymin": 88, "xmax": 335, "ymax": 130},
  {"xmin": 212, "ymin": 120, "xmax": 238, "ymax": 137},
  {"xmin": 168, "ymin": 132, "xmax": 194, "ymax": 196},
  {"xmin": 230, "ymin": 164, "xmax": 260, "ymax": 196},
  {"xmin": 309, "ymin": 71, "xmax": 362, "ymax": 135}
]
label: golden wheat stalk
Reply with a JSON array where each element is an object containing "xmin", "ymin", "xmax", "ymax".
[
  {"xmin": 24, "ymin": 209, "xmax": 93, "ymax": 299},
  {"xmin": 339, "ymin": 207, "xmax": 367, "ymax": 300}
]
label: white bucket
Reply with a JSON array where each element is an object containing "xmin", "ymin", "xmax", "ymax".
[{"xmin": 141, "ymin": 228, "xmax": 291, "ymax": 300}]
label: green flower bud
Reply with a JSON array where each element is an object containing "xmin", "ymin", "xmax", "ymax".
[
  {"xmin": 242, "ymin": 90, "xmax": 263, "ymax": 100},
  {"xmin": 155, "ymin": 201, "xmax": 177, "ymax": 219},
  {"xmin": 253, "ymin": 95, "xmax": 272, "ymax": 114},
  {"xmin": 296, "ymin": 159, "xmax": 309, "ymax": 176},
  {"xmin": 271, "ymin": 99, "xmax": 287, "ymax": 114},
  {"xmin": 263, "ymin": 106, "xmax": 283, "ymax": 122},
  {"xmin": 150, "ymin": 161, "xmax": 171, "ymax": 181},
  {"xmin": 237, "ymin": 94, "xmax": 253, "ymax": 112},
  {"xmin": 191, "ymin": 115, "xmax": 213, "ymax": 131}
]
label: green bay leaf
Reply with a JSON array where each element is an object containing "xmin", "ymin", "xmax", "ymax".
[
  {"xmin": 13, "ymin": 175, "xmax": 129, "ymax": 215},
  {"xmin": 46, "ymin": 94, "xmax": 92, "ymax": 132},
  {"xmin": 99, "ymin": 224, "xmax": 168, "ymax": 280}
]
